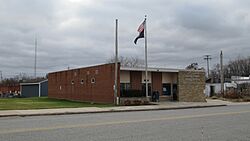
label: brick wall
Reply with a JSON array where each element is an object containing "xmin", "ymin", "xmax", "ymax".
[
  {"xmin": 130, "ymin": 71, "xmax": 142, "ymax": 90},
  {"xmin": 0, "ymin": 85, "xmax": 20, "ymax": 93},
  {"xmin": 178, "ymin": 70, "xmax": 206, "ymax": 102},
  {"xmin": 48, "ymin": 63, "xmax": 119, "ymax": 103},
  {"xmin": 152, "ymin": 72, "xmax": 162, "ymax": 95}
]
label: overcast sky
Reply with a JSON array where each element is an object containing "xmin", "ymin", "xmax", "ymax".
[{"xmin": 1, "ymin": 0, "xmax": 250, "ymax": 77}]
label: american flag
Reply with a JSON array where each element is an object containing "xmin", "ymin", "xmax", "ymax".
[
  {"xmin": 137, "ymin": 20, "xmax": 145, "ymax": 33},
  {"xmin": 134, "ymin": 19, "xmax": 146, "ymax": 44}
]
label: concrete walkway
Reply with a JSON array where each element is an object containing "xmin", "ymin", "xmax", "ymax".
[{"xmin": 0, "ymin": 99, "xmax": 247, "ymax": 117}]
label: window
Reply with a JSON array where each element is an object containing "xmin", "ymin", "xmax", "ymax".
[
  {"xmin": 162, "ymin": 83, "xmax": 171, "ymax": 95},
  {"xmin": 59, "ymin": 85, "xmax": 62, "ymax": 90},
  {"xmin": 91, "ymin": 78, "xmax": 95, "ymax": 83},
  {"xmin": 71, "ymin": 80, "xmax": 75, "ymax": 85},
  {"xmin": 120, "ymin": 83, "xmax": 131, "ymax": 91},
  {"xmin": 80, "ymin": 79, "xmax": 84, "ymax": 84}
]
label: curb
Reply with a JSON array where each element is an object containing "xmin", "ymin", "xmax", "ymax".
[{"xmin": 0, "ymin": 104, "xmax": 227, "ymax": 118}]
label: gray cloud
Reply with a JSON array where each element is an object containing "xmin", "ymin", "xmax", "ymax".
[{"xmin": 0, "ymin": 0, "xmax": 250, "ymax": 77}]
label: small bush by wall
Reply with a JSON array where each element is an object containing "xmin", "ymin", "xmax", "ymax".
[{"xmin": 120, "ymin": 97, "xmax": 149, "ymax": 106}]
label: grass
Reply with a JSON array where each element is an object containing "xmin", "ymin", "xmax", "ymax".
[{"xmin": 0, "ymin": 97, "xmax": 113, "ymax": 110}]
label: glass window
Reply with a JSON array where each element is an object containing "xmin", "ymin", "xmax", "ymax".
[
  {"xmin": 120, "ymin": 83, "xmax": 131, "ymax": 91},
  {"xmin": 162, "ymin": 83, "xmax": 171, "ymax": 95}
]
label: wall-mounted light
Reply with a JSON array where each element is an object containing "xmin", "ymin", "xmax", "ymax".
[
  {"xmin": 91, "ymin": 78, "xmax": 95, "ymax": 84},
  {"xmin": 80, "ymin": 79, "xmax": 84, "ymax": 84}
]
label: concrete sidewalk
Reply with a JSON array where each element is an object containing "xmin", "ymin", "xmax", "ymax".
[{"xmin": 0, "ymin": 99, "xmax": 240, "ymax": 117}]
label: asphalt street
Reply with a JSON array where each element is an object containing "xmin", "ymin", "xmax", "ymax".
[{"xmin": 0, "ymin": 104, "xmax": 250, "ymax": 141}]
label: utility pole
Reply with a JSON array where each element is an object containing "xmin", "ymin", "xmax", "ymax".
[
  {"xmin": 0, "ymin": 71, "xmax": 3, "ymax": 82},
  {"xmin": 204, "ymin": 55, "xmax": 212, "ymax": 77},
  {"xmin": 34, "ymin": 36, "xmax": 37, "ymax": 78},
  {"xmin": 220, "ymin": 51, "xmax": 224, "ymax": 97}
]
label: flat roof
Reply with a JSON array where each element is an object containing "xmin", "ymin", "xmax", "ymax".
[
  {"xmin": 48, "ymin": 63, "xmax": 114, "ymax": 74},
  {"xmin": 120, "ymin": 67, "xmax": 180, "ymax": 73},
  {"xmin": 48, "ymin": 63, "xmax": 204, "ymax": 74},
  {"xmin": 20, "ymin": 80, "xmax": 48, "ymax": 86}
]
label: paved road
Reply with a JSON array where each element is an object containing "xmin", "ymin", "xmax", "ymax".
[{"xmin": 0, "ymin": 104, "xmax": 250, "ymax": 141}]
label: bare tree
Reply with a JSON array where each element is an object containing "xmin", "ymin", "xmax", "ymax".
[
  {"xmin": 210, "ymin": 64, "xmax": 221, "ymax": 82},
  {"xmin": 0, "ymin": 73, "xmax": 46, "ymax": 86},
  {"xmin": 107, "ymin": 56, "xmax": 144, "ymax": 68},
  {"xmin": 186, "ymin": 63, "xmax": 198, "ymax": 70},
  {"xmin": 211, "ymin": 56, "xmax": 250, "ymax": 81},
  {"xmin": 185, "ymin": 63, "xmax": 204, "ymax": 70}
]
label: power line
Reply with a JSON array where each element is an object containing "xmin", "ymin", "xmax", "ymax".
[{"xmin": 204, "ymin": 55, "xmax": 212, "ymax": 77}]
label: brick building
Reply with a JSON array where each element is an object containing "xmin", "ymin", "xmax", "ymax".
[
  {"xmin": 0, "ymin": 84, "xmax": 20, "ymax": 94},
  {"xmin": 48, "ymin": 63, "xmax": 206, "ymax": 104},
  {"xmin": 48, "ymin": 63, "xmax": 119, "ymax": 103}
]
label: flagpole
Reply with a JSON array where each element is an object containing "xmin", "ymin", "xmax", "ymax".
[
  {"xmin": 114, "ymin": 19, "xmax": 119, "ymax": 105},
  {"xmin": 144, "ymin": 15, "xmax": 149, "ymax": 100},
  {"xmin": 34, "ymin": 36, "xmax": 37, "ymax": 78}
]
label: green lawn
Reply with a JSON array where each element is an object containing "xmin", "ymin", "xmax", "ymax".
[{"xmin": 0, "ymin": 97, "xmax": 113, "ymax": 110}]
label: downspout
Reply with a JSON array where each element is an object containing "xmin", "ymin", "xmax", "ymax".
[
  {"xmin": 38, "ymin": 83, "xmax": 41, "ymax": 97},
  {"xmin": 20, "ymin": 85, "xmax": 22, "ymax": 96}
]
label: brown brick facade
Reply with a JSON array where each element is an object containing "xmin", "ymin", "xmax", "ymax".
[
  {"xmin": 152, "ymin": 72, "xmax": 162, "ymax": 95},
  {"xmin": 130, "ymin": 71, "xmax": 142, "ymax": 90},
  {"xmin": 0, "ymin": 85, "xmax": 20, "ymax": 93},
  {"xmin": 48, "ymin": 64, "xmax": 206, "ymax": 103},
  {"xmin": 48, "ymin": 63, "xmax": 120, "ymax": 103}
]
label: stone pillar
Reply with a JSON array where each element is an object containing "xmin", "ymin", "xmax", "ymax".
[{"xmin": 178, "ymin": 70, "xmax": 206, "ymax": 102}]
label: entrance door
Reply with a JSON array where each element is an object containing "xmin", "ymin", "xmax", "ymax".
[
  {"xmin": 210, "ymin": 86, "xmax": 215, "ymax": 97},
  {"xmin": 173, "ymin": 84, "xmax": 178, "ymax": 101}
]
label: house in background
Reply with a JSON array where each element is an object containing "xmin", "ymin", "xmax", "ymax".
[
  {"xmin": 205, "ymin": 75, "xmax": 250, "ymax": 97},
  {"xmin": 0, "ymin": 84, "xmax": 20, "ymax": 94},
  {"xmin": 20, "ymin": 80, "xmax": 48, "ymax": 97},
  {"xmin": 0, "ymin": 84, "xmax": 20, "ymax": 97},
  {"xmin": 48, "ymin": 63, "xmax": 206, "ymax": 104},
  {"xmin": 231, "ymin": 76, "xmax": 250, "ymax": 84}
]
